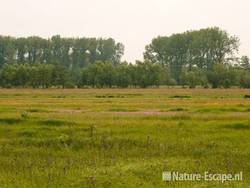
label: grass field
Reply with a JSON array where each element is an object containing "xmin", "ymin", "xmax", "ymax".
[{"xmin": 0, "ymin": 88, "xmax": 250, "ymax": 187}]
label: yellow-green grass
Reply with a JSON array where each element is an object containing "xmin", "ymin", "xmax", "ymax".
[{"xmin": 0, "ymin": 89, "xmax": 250, "ymax": 187}]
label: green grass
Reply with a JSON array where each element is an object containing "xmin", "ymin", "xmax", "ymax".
[{"xmin": 0, "ymin": 88, "xmax": 250, "ymax": 187}]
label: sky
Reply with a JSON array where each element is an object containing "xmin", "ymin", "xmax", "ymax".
[{"xmin": 0, "ymin": 0, "xmax": 249, "ymax": 62}]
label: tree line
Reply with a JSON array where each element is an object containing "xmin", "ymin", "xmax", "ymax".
[
  {"xmin": 0, "ymin": 27, "xmax": 250, "ymax": 88},
  {"xmin": 0, "ymin": 35, "xmax": 124, "ymax": 67}
]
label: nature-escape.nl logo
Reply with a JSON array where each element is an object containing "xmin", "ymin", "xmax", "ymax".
[{"xmin": 162, "ymin": 171, "xmax": 243, "ymax": 183}]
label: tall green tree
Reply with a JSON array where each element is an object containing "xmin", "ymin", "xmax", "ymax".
[{"xmin": 144, "ymin": 27, "xmax": 239, "ymax": 83}]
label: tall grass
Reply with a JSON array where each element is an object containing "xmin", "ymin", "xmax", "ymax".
[{"xmin": 0, "ymin": 88, "xmax": 249, "ymax": 187}]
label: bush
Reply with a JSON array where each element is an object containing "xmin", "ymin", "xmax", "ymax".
[
  {"xmin": 240, "ymin": 74, "xmax": 250, "ymax": 88},
  {"xmin": 64, "ymin": 81, "xmax": 76, "ymax": 89}
]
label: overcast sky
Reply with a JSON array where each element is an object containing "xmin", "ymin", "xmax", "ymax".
[{"xmin": 0, "ymin": 0, "xmax": 249, "ymax": 62}]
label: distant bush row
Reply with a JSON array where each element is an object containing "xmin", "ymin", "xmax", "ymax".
[{"xmin": 0, "ymin": 60, "xmax": 249, "ymax": 88}]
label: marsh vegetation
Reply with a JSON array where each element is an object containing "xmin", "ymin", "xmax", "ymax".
[{"xmin": 0, "ymin": 88, "xmax": 249, "ymax": 187}]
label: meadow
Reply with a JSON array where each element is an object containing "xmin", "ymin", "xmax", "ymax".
[{"xmin": 0, "ymin": 88, "xmax": 250, "ymax": 187}]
